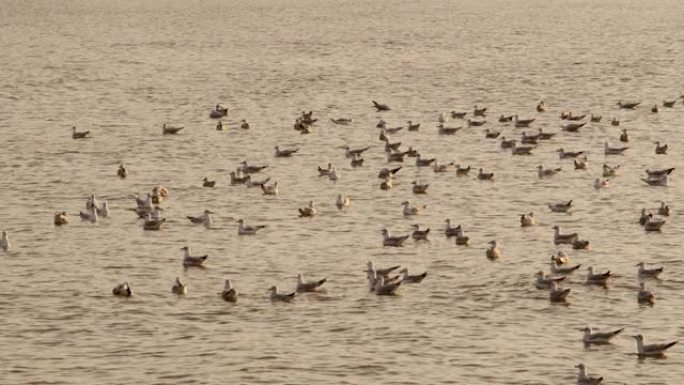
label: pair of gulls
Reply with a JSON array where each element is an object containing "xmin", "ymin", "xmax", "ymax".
[
  {"xmin": 79, "ymin": 194, "xmax": 110, "ymax": 223},
  {"xmin": 269, "ymin": 274, "xmax": 328, "ymax": 302},
  {"xmin": 317, "ymin": 163, "xmax": 341, "ymax": 181},
  {"xmin": 365, "ymin": 261, "xmax": 427, "ymax": 295},
  {"xmin": 552, "ymin": 225, "xmax": 589, "ymax": 249}
]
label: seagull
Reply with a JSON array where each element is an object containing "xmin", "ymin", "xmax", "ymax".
[
  {"xmin": 366, "ymin": 261, "xmax": 401, "ymax": 278},
  {"xmin": 573, "ymin": 238, "xmax": 590, "ymax": 250},
  {"xmin": 520, "ymin": 131, "xmax": 539, "ymax": 144},
  {"xmin": 548, "ymin": 200, "xmax": 572, "ymax": 213},
  {"xmin": 451, "ymin": 111, "xmax": 467, "ymax": 119},
  {"xmin": 411, "ymin": 181, "xmax": 429, "ymax": 194},
  {"xmin": 237, "ymin": 219, "xmax": 267, "ymax": 235},
  {"xmin": 534, "ymin": 271, "xmax": 565, "ymax": 289},
  {"xmin": 500, "ymin": 137, "xmax": 516, "ymax": 149},
  {"xmin": 636, "ymin": 262, "xmax": 663, "ymax": 279},
  {"xmin": 514, "ymin": 115, "xmax": 535, "ymax": 127},
  {"xmin": 638, "ymin": 282, "xmax": 655, "ymax": 304},
  {"xmin": 467, "ymin": 118, "xmax": 486, "ymax": 127},
  {"xmin": 562, "ymin": 122, "xmax": 586, "ymax": 132},
  {"xmin": 381, "ymin": 229, "xmax": 409, "ymax": 247},
  {"xmin": 328, "ymin": 167, "xmax": 341, "ymax": 181},
  {"xmin": 261, "ymin": 181, "xmax": 279, "ymax": 195},
  {"xmin": 342, "ymin": 145, "xmax": 370, "ymax": 158},
  {"xmin": 96, "ymin": 201, "xmax": 110, "ymax": 218},
  {"xmin": 405, "ymin": 146, "xmax": 419, "ymax": 157},
  {"xmin": 240, "ymin": 120, "xmax": 250, "ymax": 129},
  {"xmin": 557, "ymin": 148, "xmax": 585, "ymax": 159},
  {"xmin": 499, "ymin": 114, "xmax": 514, "ymax": 122},
  {"xmin": 202, "ymin": 177, "xmax": 216, "ymax": 187},
  {"xmin": 216, "ymin": 121, "xmax": 223, "ymax": 131},
  {"xmin": 549, "ymin": 281, "xmax": 571, "ymax": 303},
  {"xmin": 274, "ymin": 145, "xmax": 299, "ymax": 157},
  {"xmin": 566, "ymin": 113, "xmax": 587, "ymax": 121},
  {"xmin": 456, "ymin": 165, "xmax": 471, "ymax": 176},
  {"xmin": 54, "ymin": 212, "xmax": 69, "ymax": 226},
  {"xmin": 586, "ymin": 266, "xmax": 613, "ymax": 286},
  {"xmin": 444, "ymin": 219, "xmax": 460, "ymax": 237},
  {"xmin": 485, "ymin": 240, "xmax": 500, "ymax": 259},
  {"xmin": 619, "ymin": 129, "xmax": 629, "ymax": 142},
  {"xmin": 71, "ymin": 126, "xmax": 91, "ymax": 139},
  {"xmin": 143, "ymin": 213, "xmax": 165, "ymax": 230},
  {"xmin": 0, "ymin": 231, "xmax": 10, "ymax": 251},
  {"xmin": 454, "ymin": 226, "xmax": 469, "ymax": 246},
  {"xmin": 611, "ymin": 117, "xmax": 620, "ymax": 126},
  {"xmin": 400, "ymin": 268, "xmax": 427, "ymax": 283},
  {"xmin": 654, "ymin": 141, "xmax": 668, "ymax": 154},
  {"xmin": 538, "ymin": 165, "xmax": 562, "ymax": 178},
  {"xmin": 617, "ymin": 100, "xmax": 640, "ymax": 109},
  {"xmin": 553, "ymin": 225, "xmax": 578, "ymax": 244},
  {"xmin": 550, "ymin": 259, "xmax": 581, "ymax": 275},
  {"xmin": 380, "ymin": 177, "xmax": 393, "ymax": 190},
  {"xmin": 350, "ymin": 154, "xmax": 364, "ymax": 167},
  {"xmin": 593, "ymin": 178, "xmax": 610, "ymax": 189},
  {"xmin": 638, "ymin": 208, "xmax": 651, "ymax": 226},
  {"xmin": 590, "ymin": 114, "xmax": 602, "ymax": 122},
  {"xmin": 643, "ymin": 214, "xmax": 665, "ymax": 231},
  {"xmin": 296, "ymin": 273, "xmax": 327, "ymax": 292},
  {"xmin": 239, "ymin": 161, "xmax": 268, "ymax": 173},
  {"xmin": 575, "ymin": 363, "xmax": 603, "ymax": 385},
  {"xmin": 117, "ymin": 165, "xmax": 128, "ymax": 178},
  {"xmin": 658, "ymin": 201, "xmax": 670, "ymax": 216},
  {"xmin": 171, "ymin": 277, "xmax": 187, "ymax": 295},
  {"xmin": 602, "ymin": 164, "xmax": 620, "ymax": 177},
  {"xmin": 520, "ymin": 212, "xmax": 535, "ymax": 227},
  {"xmin": 478, "ymin": 168, "xmax": 494, "ymax": 180},
  {"xmin": 633, "ymin": 334, "xmax": 678, "ymax": 357},
  {"xmin": 377, "ymin": 119, "xmax": 387, "ymax": 129},
  {"xmin": 415, "ymin": 154, "xmax": 436, "ymax": 167},
  {"xmin": 221, "ymin": 279, "xmax": 238, "ymax": 302},
  {"xmin": 79, "ymin": 208, "xmax": 99, "ymax": 223},
  {"xmin": 651, "ymin": 104, "xmax": 659, "ymax": 113},
  {"xmin": 552, "ymin": 250, "xmax": 570, "ymax": 265},
  {"xmin": 574, "ymin": 156, "xmax": 588, "ymax": 170},
  {"xmin": 484, "ymin": 129, "xmax": 500, "ymax": 138},
  {"xmin": 473, "ymin": 105, "xmax": 487, "ymax": 117},
  {"xmin": 437, "ymin": 124, "xmax": 462, "ymax": 135},
  {"xmin": 331, "ymin": 118, "xmax": 352, "ymax": 125},
  {"xmin": 581, "ymin": 327, "xmax": 624, "ymax": 344},
  {"xmin": 537, "ymin": 128, "xmax": 556, "ymax": 140},
  {"xmin": 187, "ymin": 210, "xmax": 213, "ymax": 227},
  {"xmin": 268, "ymin": 286, "xmax": 296, "ymax": 302},
  {"xmin": 511, "ymin": 144, "xmax": 534, "ymax": 155},
  {"xmin": 407, "ymin": 121, "xmax": 421, "ymax": 131},
  {"xmin": 433, "ymin": 161, "xmax": 454, "ymax": 173},
  {"xmin": 536, "ymin": 100, "xmax": 546, "ymax": 112},
  {"xmin": 229, "ymin": 170, "xmax": 251, "ymax": 185},
  {"xmin": 378, "ymin": 166, "xmax": 402, "ymax": 179},
  {"xmin": 181, "ymin": 246, "xmax": 208, "ymax": 267},
  {"xmin": 336, "ymin": 194, "xmax": 350, "ymax": 209},
  {"xmin": 410, "ymin": 224, "xmax": 430, "ymax": 241},
  {"xmin": 374, "ymin": 275, "xmax": 401, "ymax": 295},
  {"xmin": 298, "ymin": 201, "xmax": 317, "ymax": 217},
  {"xmin": 604, "ymin": 142, "xmax": 628, "ymax": 155},
  {"xmin": 162, "ymin": 123, "xmax": 184, "ymax": 135},
  {"xmin": 663, "ymin": 99, "xmax": 676, "ymax": 107},
  {"xmin": 112, "ymin": 282, "xmax": 132, "ymax": 297},
  {"xmin": 645, "ymin": 167, "xmax": 675, "ymax": 178},
  {"xmin": 372, "ymin": 100, "xmax": 391, "ymax": 111},
  {"xmin": 386, "ymin": 150, "xmax": 408, "ymax": 162},
  {"xmin": 402, "ymin": 201, "xmax": 425, "ymax": 216}
]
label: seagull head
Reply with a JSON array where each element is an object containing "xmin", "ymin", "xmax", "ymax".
[
  {"xmin": 180, "ymin": 246, "xmax": 189, "ymax": 251},
  {"xmin": 575, "ymin": 363, "xmax": 585, "ymax": 369},
  {"xmin": 633, "ymin": 334, "xmax": 643, "ymax": 340},
  {"xmin": 204, "ymin": 210, "xmax": 214, "ymax": 214},
  {"xmin": 268, "ymin": 285, "xmax": 277, "ymax": 293}
]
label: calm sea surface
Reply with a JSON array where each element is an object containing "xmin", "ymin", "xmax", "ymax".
[{"xmin": 2, "ymin": 0, "xmax": 684, "ymax": 384}]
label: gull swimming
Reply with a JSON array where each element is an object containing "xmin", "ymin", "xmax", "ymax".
[
  {"xmin": 246, "ymin": 176, "xmax": 271, "ymax": 187},
  {"xmin": 239, "ymin": 161, "xmax": 268, "ymax": 173},
  {"xmin": 633, "ymin": 334, "xmax": 678, "ymax": 357},
  {"xmin": 374, "ymin": 275, "xmax": 401, "ymax": 295},
  {"xmin": 549, "ymin": 281, "xmax": 571, "ymax": 302},
  {"xmin": 586, "ymin": 267, "xmax": 613, "ymax": 286},
  {"xmin": 575, "ymin": 363, "xmax": 603, "ymax": 385},
  {"xmin": 187, "ymin": 210, "xmax": 213, "ymax": 227},
  {"xmin": 520, "ymin": 212, "xmax": 535, "ymax": 227},
  {"xmin": 562, "ymin": 122, "xmax": 585, "ymax": 132},
  {"xmin": 221, "ymin": 279, "xmax": 238, "ymax": 302},
  {"xmin": 378, "ymin": 166, "xmax": 402, "ymax": 179},
  {"xmin": 96, "ymin": 201, "xmax": 109, "ymax": 218},
  {"xmin": 520, "ymin": 131, "xmax": 539, "ymax": 144},
  {"xmin": 467, "ymin": 118, "xmax": 486, "ymax": 127},
  {"xmin": 654, "ymin": 141, "xmax": 668, "ymax": 154},
  {"xmin": 645, "ymin": 167, "xmax": 675, "ymax": 178},
  {"xmin": 619, "ymin": 129, "xmax": 629, "ymax": 142},
  {"xmin": 112, "ymin": 282, "xmax": 132, "ymax": 297},
  {"xmin": 381, "ymin": 228, "xmax": 409, "ymax": 247},
  {"xmin": 383, "ymin": 138, "xmax": 401, "ymax": 152},
  {"xmin": 181, "ymin": 246, "xmax": 208, "ymax": 267},
  {"xmin": 350, "ymin": 153, "xmax": 364, "ymax": 167},
  {"xmin": 478, "ymin": 168, "xmax": 494, "ymax": 180},
  {"xmin": 536, "ymin": 100, "xmax": 546, "ymax": 112},
  {"xmin": 638, "ymin": 282, "xmax": 655, "ymax": 304},
  {"xmin": 433, "ymin": 161, "xmax": 454, "ymax": 173},
  {"xmin": 229, "ymin": 170, "xmax": 250, "ymax": 185},
  {"xmin": 240, "ymin": 120, "xmax": 250, "ymax": 129},
  {"xmin": 537, "ymin": 128, "xmax": 556, "ymax": 140},
  {"xmin": 593, "ymin": 178, "xmax": 610, "ymax": 189},
  {"xmin": 604, "ymin": 142, "xmax": 628, "ymax": 155},
  {"xmin": 71, "ymin": 126, "xmax": 91, "ymax": 139},
  {"xmin": 171, "ymin": 277, "xmax": 187, "ymax": 295},
  {"xmin": 410, "ymin": 224, "xmax": 430, "ymax": 241},
  {"xmin": 548, "ymin": 200, "xmax": 572, "ymax": 213},
  {"xmin": 411, "ymin": 181, "xmax": 429, "ymax": 194},
  {"xmin": 636, "ymin": 262, "xmax": 663, "ymax": 279},
  {"xmin": 298, "ymin": 201, "xmax": 317, "ymax": 217},
  {"xmin": 658, "ymin": 201, "xmax": 670, "ymax": 216},
  {"xmin": 342, "ymin": 145, "xmax": 370, "ymax": 158},
  {"xmin": 514, "ymin": 115, "xmax": 535, "ymax": 127},
  {"xmin": 581, "ymin": 327, "xmax": 623, "ymax": 344},
  {"xmin": 366, "ymin": 261, "xmax": 401, "ymax": 278},
  {"xmin": 202, "ymin": 177, "xmax": 216, "ymax": 187},
  {"xmin": 400, "ymin": 268, "xmax": 427, "ymax": 283},
  {"xmin": 572, "ymin": 238, "xmax": 590, "ymax": 250},
  {"xmin": 538, "ymin": 165, "xmax": 562, "ymax": 178},
  {"xmin": 573, "ymin": 156, "xmax": 588, "ymax": 170},
  {"xmin": 565, "ymin": 112, "xmax": 587, "ymax": 121},
  {"xmin": 261, "ymin": 181, "xmax": 279, "ymax": 195},
  {"xmin": 79, "ymin": 208, "xmax": 99, "ymax": 223},
  {"xmin": 296, "ymin": 273, "xmax": 327, "ymax": 292},
  {"xmin": 336, "ymin": 194, "xmax": 350, "ymax": 209},
  {"xmin": 143, "ymin": 213, "xmax": 165, "ymax": 230},
  {"xmin": 331, "ymin": 118, "xmax": 352, "ymax": 125},
  {"xmin": 237, "ymin": 219, "xmax": 266, "ymax": 235},
  {"xmin": 380, "ymin": 177, "xmax": 393, "ymax": 190},
  {"xmin": 663, "ymin": 99, "xmax": 676, "ymax": 107},
  {"xmin": 553, "ymin": 225, "xmax": 578, "ymax": 244},
  {"xmin": 500, "ymin": 137, "xmax": 516, "ymax": 149},
  {"xmin": 617, "ymin": 100, "xmax": 640, "ymax": 109},
  {"xmin": 274, "ymin": 145, "xmax": 299, "ymax": 157},
  {"xmin": 550, "ymin": 259, "xmax": 581, "ymax": 275},
  {"xmin": 641, "ymin": 174, "xmax": 669, "ymax": 186},
  {"xmin": 162, "ymin": 123, "xmax": 184, "ymax": 135},
  {"xmin": 386, "ymin": 150, "xmax": 408, "ymax": 162},
  {"xmin": 54, "ymin": 212, "xmax": 69, "ymax": 226},
  {"xmin": 456, "ymin": 165, "xmax": 471, "ymax": 176},
  {"xmin": 484, "ymin": 128, "xmax": 500, "ymax": 138},
  {"xmin": 437, "ymin": 124, "xmax": 462, "ymax": 135},
  {"xmin": 651, "ymin": 105, "xmax": 659, "ymax": 113},
  {"xmin": 590, "ymin": 114, "xmax": 602, "ymax": 122},
  {"xmin": 552, "ymin": 250, "xmax": 570, "ymax": 265},
  {"xmin": 372, "ymin": 100, "xmax": 391, "ymax": 111},
  {"xmin": 473, "ymin": 105, "xmax": 487, "ymax": 117},
  {"xmin": 602, "ymin": 164, "xmax": 620, "ymax": 177},
  {"xmin": 327, "ymin": 167, "xmax": 341, "ymax": 181},
  {"xmin": 402, "ymin": 201, "xmax": 426, "ymax": 216},
  {"xmin": 534, "ymin": 271, "xmax": 565, "ymax": 289},
  {"xmin": 117, "ymin": 165, "xmax": 127, "ymax": 179},
  {"xmin": 557, "ymin": 148, "xmax": 585, "ymax": 159},
  {"xmin": 511, "ymin": 144, "xmax": 534, "ymax": 155},
  {"xmin": 415, "ymin": 154, "xmax": 436, "ymax": 167},
  {"xmin": 451, "ymin": 110, "xmax": 467, "ymax": 119},
  {"xmin": 0, "ymin": 231, "xmax": 10, "ymax": 251},
  {"xmin": 269, "ymin": 286, "xmax": 296, "ymax": 302},
  {"xmin": 611, "ymin": 117, "xmax": 620, "ymax": 126},
  {"xmin": 499, "ymin": 114, "xmax": 513, "ymax": 122},
  {"xmin": 485, "ymin": 240, "xmax": 500, "ymax": 260},
  {"xmin": 643, "ymin": 214, "xmax": 665, "ymax": 231},
  {"xmin": 407, "ymin": 120, "xmax": 420, "ymax": 131}
]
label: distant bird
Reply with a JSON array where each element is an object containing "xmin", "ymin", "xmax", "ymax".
[
  {"xmin": 552, "ymin": 250, "xmax": 570, "ymax": 265},
  {"xmin": 500, "ymin": 137, "xmax": 516, "ymax": 149},
  {"xmin": 537, "ymin": 165, "xmax": 562, "ymax": 178},
  {"xmin": 520, "ymin": 212, "xmax": 535, "ymax": 227},
  {"xmin": 456, "ymin": 165, "xmax": 471, "ymax": 176},
  {"xmin": 411, "ymin": 181, "xmax": 429, "ymax": 194},
  {"xmin": 298, "ymin": 201, "xmax": 317, "ymax": 217},
  {"xmin": 619, "ymin": 129, "xmax": 629, "ymax": 142},
  {"xmin": 572, "ymin": 238, "xmax": 590, "ymax": 250},
  {"xmin": 562, "ymin": 122, "xmax": 585, "ymax": 132},
  {"xmin": 478, "ymin": 168, "xmax": 494, "ymax": 180},
  {"xmin": 331, "ymin": 118, "xmax": 352, "ymax": 125},
  {"xmin": 71, "ymin": 126, "xmax": 91, "ymax": 139},
  {"xmin": 374, "ymin": 275, "xmax": 402, "ymax": 295},
  {"xmin": 342, "ymin": 145, "xmax": 370, "ymax": 158},
  {"xmin": 54, "ymin": 212, "xmax": 69, "ymax": 226},
  {"xmin": 372, "ymin": 100, "xmax": 391, "ymax": 111},
  {"xmin": 651, "ymin": 105, "xmax": 659, "ymax": 113},
  {"xmin": 633, "ymin": 334, "xmax": 678, "ymax": 357},
  {"xmin": 514, "ymin": 115, "xmax": 535, "ymax": 127},
  {"xmin": 181, "ymin": 246, "xmax": 208, "ymax": 267},
  {"xmin": 550, "ymin": 259, "xmax": 581, "ymax": 275},
  {"xmin": 261, "ymin": 181, "xmax": 279, "ymax": 195},
  {"xmin": 658, "ymin": 201, "xmax": 670, "ymax": 216},
  {"xmin": 240, "ymin": 119, "xmax": 250, "ymax": 129},
  {"xmin": 237, "ymin": 219, "xmax": 266, "ymax": 235},
  {"xmin": 467, "ymin": 118, "xmax": 486, "ymax": 127},
  {"xmin": 557, "ymin": 148, "xmax": 585, "ymax": 159},
  {"xmin": 663, "ymin": 99, "xmax": 676, "ymax": 108},
  {"xmin": 239, "ymin": 161, "xmax": 268, "ymax": 173},
  {"xmin": 410, "ymin": 224, "xmax": 430, "ymax": 241},
  {"xmin": 0, "ymin": 231, "xmax": 10, "ymax": 251},
  {"xmin": 644, "ymin": 214, "xmax": 665, "ymax": 231},
  {"xmin": 581, "ymin": 327, "xmax": 623, "ymax": 344},
  {"xmin": 402, "ymin": 201, "xmax": 425, "ymax": 216},
  {"xmin": 202, "ymin": 177, "xmax": 216, "ymax": 187},
  {"xmin": 415, "ymin": 154, "xmax": 436, "ymax": 167},
  {"xmin": 350, "ymin": 154, "xmax": 364, "ymax": 167},
  {"xmin": 566, "ymin": 113, "xmax": 587, "ymax": 121},
  {"xmin": 485, "ymin": 240, "xmax": 500, "ymax": 260},
  {"xmin": 534, "ymin": 271, "xmax": 565, "ymax": 289},
  {"xmin": 400, "ymin": 268, "xmax": 427, "ymax": 283},
  {"xmin": 574, "ymin": 156, "xmax": 588, "ymax": 170},
  {"xmin": 432, "ymin": 161, "xmax": 454, "ymax": 173},
  {"xmin": 380, "ymin": 177, "xmax": 393, "ymax": 190},
  {"xmin": 636, "ymin": 262, "xmax": 663, "ymax": 279},
  {"xmin": 437, "ymin": 124, "xmax": 462, "ymax": 135},
  {"xmin": 549, "ymin": 281, "xmax": 571, "ymax": 303},
  {"xmin": 590, "ymin": 114, "xmax": 602, "ymax": 123},
  {"xmin": 336, "ymin": 194, "xmax": 350, "ymax": 209},
  {"xmin": 575, "ymin": 363, "xmax": 603, "ymax": 385},
  {"xmin": 117, "ymin": 165, "xmax": 128, "ymax": 179},
  {"xmin": 617, "ymin": 100, "xmax": 640, "ymax": 109},
  {"xmin": 473, "ymin": 105, "xmax": 487, "ymax": 117},
  {"xmin": 611, "ymin": 117, "xmax": 620, "ymax": 126},
  {"xmin": 451, "ymin": 111, "xmax": 467, "ymax": 119},
  {"xmin": 381, "ymin": 228, "xmax": 409, "ymax": 247},
  {"xmin": 548, "ymin": 200, "xmax": 572, "ymax": 213},
  {"xmin": 602, "ymin": 164, "xmax": 620, "ymax": 177},
  {"xmin": 593, "ymin": 178, "xmax": 610, "ymax": 189},
  {"xmin": 187, "ymin": 210, "xmax": 214, "ymax": 227},
  {"xmin": 407, "ymin": 121, "xmax": 421, "ymax": 131},
  {"xmin": 638, "ymin": 282, "xmax": 655, "ymax": 304},
  {"xmin": 221, "ymin": 279, "xmax": 238, "ymax": 302},
  {"xmin": 586, "ymin": 266, "xmax": 613, "ymax": 286},
  {"xmin": 112, "ymin": 282, "xmax": 132, "ymax": 297},
  {"xmin": 378, "ymin": 166, "xmax": 402, "ymax": 179},
  {"xmin": 268, "ymin": 286, "xmax": 296, "ymax": 302},
  {"xmin": 162, "ymin": 123, "xmax": 184, "ymax": 135},
  {"xmin": 654, "ymin": 141, "xmax": 668, "ymax": 154},
  {"xmin": 274, "ymin": 145, "xmax": 299, "ymax": 157},
  {"xmin": 536, "ymin": 100, "xmax": 546, "ymax": 112},
  {"xmin": 296, "ymin": 273, "xmax": 327, "ymax": 292},
  {"xmin": 484, "ymin": 129, "xmax": 500, "ymax": 138},
  {"xmin": 537, "ymin": 128, "xmax": 556, "ymax": 140},
  {"xmin": 216, "ymin": 121, "xmax": 223, "ymax": 131},
  {"xmin": 171, "ymin": 277, "xmax": 187, "ymax": 295}
]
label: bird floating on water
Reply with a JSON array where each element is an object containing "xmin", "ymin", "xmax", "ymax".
[
  {"xmin": 581, "ymin": 327, "xmax": 623, "ymax": 345},
  {"xmin": 534, "ymin": 271, "xmax": 565, "ymax": 289},
  {"xmin": 269, "ymin": 286, "xmax": 296, "ymax": 302},
  {"xmin": 636, "ymin": 262, "xmax": 663, "ymax": 279},
  {"xmin": 381, "ymin": 228, "xmax": 409, "ymax": 247},
  {"xmin": 171, "ymin": 277, "xmax": 187, "ymax": 295},
  {"xmin": 638, "ymin": 281, "xmax": 655, "ymax": 304},
  {"xmin": 221, "ymin": 279, "xmax": 238, "ymax": 302},
  {"xmin": 410, "ymin": 224, "xmax": 430, "ymax": 241},
  {"xmin": 0, "ymin": 231, "xmax": 10, "ymax": 251},
  {"xmin": 117, "ymin": 165, "xmax": 127, "ymax": 178},
  {"xmin": 411, "ymin": 181, "xmax": 429, "ymax": 194},
  {"xmin": 237, "ymin": 219, "xmax": 266, "ymax": 235},
  {"xmin": 575, "ymin": 363, "xmax": 603, "ymax": 385},
  {"xmin": 72, "ymin": 126, "xmax": 91, "ymax": 139},
  {"xmin": 181, "ymin": 246, "xmax": 207, "ymax": 267},
  {"xmin": 162, "ymin": 123, "xmax": 184, "ymax": 135},
  {"xmin": 296, "ymin": 273, "xmax": 327, "ymax": 292},
  {"xmin": 112, "ymin": 282, "xmax": 132, "ymax": 297},
  {"xmin": 402, "ymin": 201, "xmax": 425, "ymax": 216},
  {"xmin": 633, "ymin": 334, "xmax": 678, "ymax": 357},
  {"xmin": 372, "ymin": 100, "xmax": 391, "ymax": 111},
  {"xmin": 549, "ymin": 281, "xmax": 571, "ymax": 303},
  {"xmin": 298, "ymin": 201, "xmax": 317, "ymax": 217},
  {"xmin": 520, "ymin": 212, "xmax": 535, "ymax": 227},
  {"xmin": 187, "ymin": 210, "xmax": 213, "ymax": 227},
  {"xmin": 586, "ymin": 266, "xmax": 613, "ymax": 286},
  {"xmin": 485, "ymin": 240, "xmax": 500, "ymax": 260},
  {"xmin": 336, "ymin": 194, "xmax": 350, "ymax": 209}
]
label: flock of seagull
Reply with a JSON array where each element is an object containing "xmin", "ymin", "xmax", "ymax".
[{"xmin": 6, "ymin": 95, "xmax": 684, "ymax": 384}]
